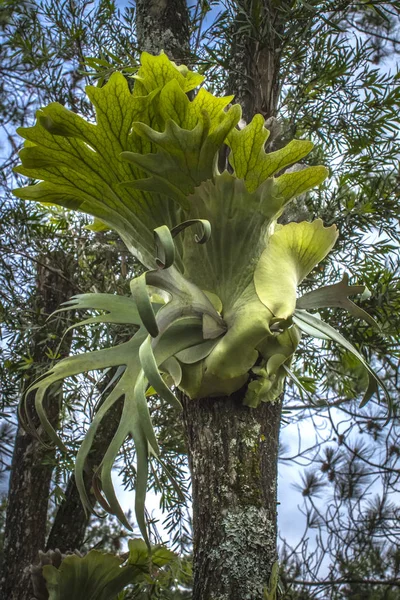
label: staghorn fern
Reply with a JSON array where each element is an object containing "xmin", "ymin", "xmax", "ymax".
[{"xmin": 14, "ymin": 51, "xmax": 390, "ymax": 544}]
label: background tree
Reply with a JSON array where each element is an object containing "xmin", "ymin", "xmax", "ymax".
[{"xmin": 0, "ymin": 1, "xmax": 399, "ymax": 599}]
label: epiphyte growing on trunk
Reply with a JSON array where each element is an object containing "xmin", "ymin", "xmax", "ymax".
[{"xmin": 14, "ymin": 51, "xmax": 390, "ymax": 543}]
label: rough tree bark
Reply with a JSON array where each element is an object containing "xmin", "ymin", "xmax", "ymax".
[
  {"xmin": 227, "ymin": 0, "xmax": 292, "ymax": 123},
  {"xmin": 135, "ymin": 0, "xmax": 190, "ymax": 62},
  {"xmin": 46, "ymin": 474, "xmax": 91, "ymax": 553},
  {"xmin": 0, "ymin": 252, "xmax": 77, "ymax": 600},
  {"xmin": 182, "ymin": 391, "xmax": 281, "ymax": 600}
]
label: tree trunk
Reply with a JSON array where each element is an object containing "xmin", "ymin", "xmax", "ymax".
[
  {"xmin": 0, "ymin": 252, "xmax": 76, "ymax": 600},
  {"xmin": 135, "ymin": 0, "xmax": 190, "ymax": 62},
  {"xmin": 45, "ymin": 474, "xmax": 91, "ymax": 554},
  {"xmin": 227, "ymin": 0, "xmax": 292, "ymax": 123},
  {"xmin": 46, "ymin": 397, "xmax": 123, "ymax": 552},
  {"xmin": 182, "ymin": 390, "xmax": 282, "ymax": 600}
]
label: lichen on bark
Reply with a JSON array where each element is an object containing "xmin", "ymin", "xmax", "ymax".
[
  {"xmin": 135, "ymin": 0, "xmax": 190, "ymax": 62},
  {"xmin": 182, "ymin": 389, "xmax": 282, "ymax": 600},
  {"xmin": 209, "ymin": 506, "xmax": 277, "ymax": 600}
]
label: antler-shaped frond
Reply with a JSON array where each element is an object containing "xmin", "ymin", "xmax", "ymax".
[{"xmin": 22, "ymin": 221, "xmax": 224, "ymax": 544}]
